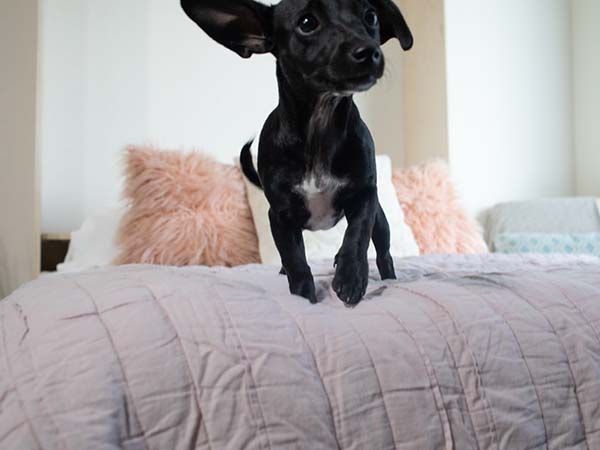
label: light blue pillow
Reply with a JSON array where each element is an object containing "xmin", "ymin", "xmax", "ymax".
[
  {"xmin": 484, "ymin": 198, "xmax": 600, "ymax": 250},
  {"xmin": 494, "ymin": 233, "xmax": 600, "ymax": 256}
]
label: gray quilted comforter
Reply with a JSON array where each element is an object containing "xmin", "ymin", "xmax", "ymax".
[{"xmin": 2, "ymin": 255, "xmax": 600, "ymax": 450}]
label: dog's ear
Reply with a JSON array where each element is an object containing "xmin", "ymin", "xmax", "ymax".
[
  {"xmin": 181, "ymin": 0, "xmax": 274, "ymax": 58},
  {"xmin": 371, "ymin": 0, "xmax": 413, "ymax": 50}
]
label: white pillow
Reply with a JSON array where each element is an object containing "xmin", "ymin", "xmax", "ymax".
[
  {"xmin": 57, "ymin": 206, "xmax": 125, "ymax": 273},
  {"xmin": 244, "ymin": 155, "xmax": 420, "ymax": 265}
]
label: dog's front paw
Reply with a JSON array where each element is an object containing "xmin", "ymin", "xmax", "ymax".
[{"xmin": 332, "ymin": 256, "xmax": 369, "ymax": 305}]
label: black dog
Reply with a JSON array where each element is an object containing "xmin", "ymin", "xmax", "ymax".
[{"xmin": 182, "ymin": 0, "xmax": 412, "ymax": 305}]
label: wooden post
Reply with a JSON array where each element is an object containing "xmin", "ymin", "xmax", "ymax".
[{"xmin": 0, "ymin": 0, "xmax": 40, "ymax": 298}]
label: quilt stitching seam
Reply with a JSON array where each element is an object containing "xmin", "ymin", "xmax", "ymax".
[
  {"xmin": 0, "ymin": 306, "xmax": 44, "ymax": 450},
  {"xmin": 463, "ymin": 278, "xmax": 550, "ymax": 450},
  {"xmin": 503, "ymin": 279, "xmax": 592, "ymax": 450},
  {"xmin": 416, "ymin": 305, "xmax": 481, "ymax": 450},
  {"xmin": 70, "ymin": 277, "xmax": 151, "ymax": 450},
  {"xmin": 346, "ymin": 321, "xmax": 397, "ymax": 450},
  {"xmin": 6, "ymin": 294, "xmax": 71, "ymax": 450},
  {"xmin": 179, "ymin": 274, "xmax": 224, "ymax": 450},
  {"xmin": 143, "ymin": 278, "xmax": 213, "ymax": 450},
  {"xmin": 374, "ymin": 303, "xmax": 456, "ymax": 450},
  {"xmin": 397, "ymin": 285, "xmax": 500, "ymax": 450},
  {"xmin": 270, "ymin": 300, "xmax": 343, "ymax": 450},
  {"xmin": 212, "ymin": 283, "xmax": 273, "ymax": 450},
  {"xmin": 541, "ymin": 273, "xmax": 600, "ymax": 349}
]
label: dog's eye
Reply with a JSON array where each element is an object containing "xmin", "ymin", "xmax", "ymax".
[
  {"xmin": 297, "ymin": 13, "xmax": 320, "ymax": 35},
  {"xmin": 364, "ymin": 10, "xmax": 379, "ymax": 28}
]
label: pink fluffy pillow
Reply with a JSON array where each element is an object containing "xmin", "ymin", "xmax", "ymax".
[
  {"xmin": 115, "ymin": 146, "xmax": 260, "ymax": 267},
  {"xmin": 392, "ymin": 160, "xmax": 488, "ymax": 254}
]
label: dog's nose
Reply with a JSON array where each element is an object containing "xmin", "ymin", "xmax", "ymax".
[{"xmin": 351, "ymin": 46, "xmax": 382, "ymax": 64}]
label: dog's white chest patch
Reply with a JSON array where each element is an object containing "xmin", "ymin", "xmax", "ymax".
[{"xmin": 296, "ymin": 175, "xmax": 346, "ymax": 231}]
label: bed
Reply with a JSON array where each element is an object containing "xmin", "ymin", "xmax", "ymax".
[{"xmin": 2, "ymin": 254, "xmax": 600, "ymax": 450}]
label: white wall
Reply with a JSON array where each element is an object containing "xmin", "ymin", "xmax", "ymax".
[
  {"xmin": 0, "ymin": 0, "xmax": 40, "ymax": 298},
  {"xmin": 80, "ymin": 0, "xmax": 149, "ymax": 224},
  {"xmin": 40, "ymin": 0, "xmax": 406, "ymax": 233},
  {"xmin": 572, "ymin": 0, "xmax": 600, "ymax": 197},
  {"xmin": 40, "ymin": 0, "xmax": 87, "ymax": 233},
  {"xmin": 144, "ymin": 0, "xmax": 279, "ymax": 160},
  {"xmin": 40, "ymin": 0, "xmax": 144, "ymax": 232},
  {"xmin": 42, "ymin": 0, "xmax": 585, "ymax": 229},
  {"xmin": 40, "ymin": 0, "xmax": 279, "ymax": 233},
  {"xmin": 356, "ymin": 45, "xmax": 406, "ymax": 166},
  {"xmin": 444, "ymin": 0, "xmax": 575, "ymax": 214}
]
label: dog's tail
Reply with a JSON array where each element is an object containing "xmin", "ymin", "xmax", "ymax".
[{"xmin": 240, "ymin": 140, "xmax": 262, "ymax": 189}]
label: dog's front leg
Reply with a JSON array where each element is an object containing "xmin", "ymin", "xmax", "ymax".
[
  {"xmin": 269, "ymin": 209, "xmax": 317, "ymax": 304},
  {"xmin": 372, "ymin": 202, "xmax": 396, "ymax": 280},
  {"xmin": 333, "ymin": 187, "xmax": 377, "ymax": 305}
]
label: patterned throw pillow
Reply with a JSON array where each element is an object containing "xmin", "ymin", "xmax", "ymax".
[{"xmin": 495, "ymin": 233, "xmax": 600, "ymax": 256}]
